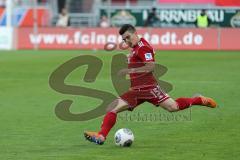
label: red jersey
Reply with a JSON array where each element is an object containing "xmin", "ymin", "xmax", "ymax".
[{"xmin": 127, "ymin": 38, "xmax": 157, "ymax": 89}]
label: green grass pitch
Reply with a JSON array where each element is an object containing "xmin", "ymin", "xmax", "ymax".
[{"xmin": 0, "ymin": 50, "xmax": 240, "ymax": 160}]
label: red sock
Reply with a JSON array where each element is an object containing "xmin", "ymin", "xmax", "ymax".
[
  {"xmin": 175, "ymin": 97, "xmax": 202, "ymax": 110},
  {"xmin": 98, "ymin": 112, "xmax": 117, "ymax": 138}
]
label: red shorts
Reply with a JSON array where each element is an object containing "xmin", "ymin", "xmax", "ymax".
[{"xmin": 120, "ymin": 85, "xmax": 170, "ymax": 111}]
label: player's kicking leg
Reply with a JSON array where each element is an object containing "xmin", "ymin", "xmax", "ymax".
[
  {"xmin": 159, "ymin": 95, "xmax": 217, "ymax": 112},
  {"xmin": 84, "ymin": 98, "xmax": 129, "ymax": 145}
]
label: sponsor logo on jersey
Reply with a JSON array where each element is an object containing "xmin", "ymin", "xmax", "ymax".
[{"xmin": 144, "ymin": 53, "xmax": 153, "ymax": 60}]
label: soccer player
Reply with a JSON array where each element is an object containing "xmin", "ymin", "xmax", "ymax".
[{"xmin": 84, "ymin": 24, "xmax": 217, "ymax": 145}]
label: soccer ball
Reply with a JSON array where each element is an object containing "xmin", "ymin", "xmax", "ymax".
[{"xmin": 114, "ymin": 128, "xmax": 134, "ymax": 147}]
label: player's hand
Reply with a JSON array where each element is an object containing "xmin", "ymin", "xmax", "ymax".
[{"xmin": 117, "ymin": 68, "xmax": 131, "ymax": 77}]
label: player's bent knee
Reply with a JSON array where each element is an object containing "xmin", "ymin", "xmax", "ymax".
[
  {"xmin": 166, "ymin": 104, "xmax": 179, "ymax": 112},
  {"xmin": 106, "ymin": 107, "xmax": 113, "ymax": 113},
  {"xmin": 106, "ymin": 99, "xmax": 118, "ymax": 113},
  {"xmin": 106, "ymin": 98, "xmax": 129, "ymax": 113},
  {"xmin": 160, "ymin": 99, "xmax": 179, "ymax": 112}
]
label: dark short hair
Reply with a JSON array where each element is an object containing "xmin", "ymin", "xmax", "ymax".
[{"xmin": 119, "ymin": 24, "xmax": 136, "ymax": 35}]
